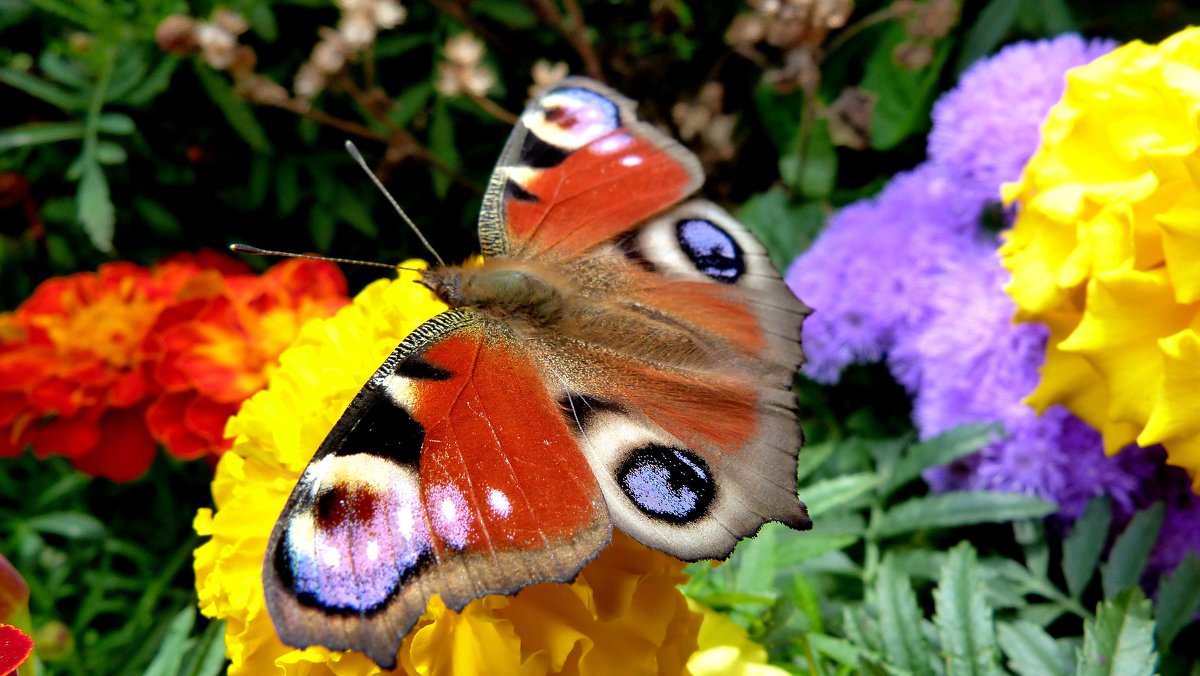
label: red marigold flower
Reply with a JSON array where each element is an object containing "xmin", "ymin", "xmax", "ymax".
[
  {"xmin": 0, "ymin": 624, "xmax": 33, "ymax": 675},
  {"xmin": 0, "ymin": 252, "xmax": 348, "ymax": 481},
  {"xmin": 144, "ymin": 258, "xmax": 348, "ymax": 460}
]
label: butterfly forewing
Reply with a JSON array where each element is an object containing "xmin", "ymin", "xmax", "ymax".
[
  {"xmin": 263, "ymin": 309, "xmax": 610, "ymax": 669},
  {"xmin": 479, "ymin": 77, "xmax": 703, "ymax": 258}
]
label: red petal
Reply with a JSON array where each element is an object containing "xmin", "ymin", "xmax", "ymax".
[
  {"xmin": 28, "ymin": 378, "xmax": 88, "ymax": 417},
  {"xmin": 71, "ymin": 407, "xmax": 157, "ymax": 482},
  {"xmin": 0, "ymin": 624, "xmax": 33, "ymax": 674},
  {"xmin": 147, "ymin": 394, "xmax": 210, "ymax": 460},
  {"xmin": 0, "ymin": 351, "xmax": 58, "ymax": 391},
  {"xmin": 145, "ymin": 393, "xmax": 186, "ymax": 441},
  {"xmin": 183, "ymin": 397, "xmax": 237, "ymax": 448},
  {"xmin": 30, "ymin": 413, "xmax": 101, "ymax": 459},
  {"xmin": 107, "ymin": 369, "xmax": 150, "ymax": 408},
  {"xmin": 0, "ymin": 394, "xmax": 26, "ymax": 429}
]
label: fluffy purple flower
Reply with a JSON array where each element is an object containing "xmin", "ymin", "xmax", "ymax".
[
  {"xmin": 1150, "ymin": 478, "xmax": 1200, "ymax": 579},
  {"xmin": 898, "ymin": 246, "xmax": 1042, "ymax": 427},
  {"xmin": 786, "ymin": 164, "xmax": 983, "ymax": 383},
  {"xmin": 928, "ymin": 34, "xmax": 1116, "ymax": 203},
  {"xmin": 787, "ymin": 33, "xmax": 1199, "ymax": 575}
]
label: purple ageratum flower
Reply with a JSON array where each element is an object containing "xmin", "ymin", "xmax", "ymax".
[
  {"xmin": 901, "ymin": 247, "xmax": 1044, "ymax": 434},
  {"xmin": 928, "ymin": 34, "xmax": 1116, "ymax": 204},
  {"xmin": 786, "ymin": 164, "xmax": 984, "ymax": 384},
  {"xmin": 901, "ymin": 244, "xmax": 1148, "ymax": 516},
  {"xmin": 1149, "ymin": 476, "xmax": 1200, "ymax": 579}
]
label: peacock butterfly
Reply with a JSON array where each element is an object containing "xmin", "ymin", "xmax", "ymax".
[{"xmin": 261, "ymin": 77, "xmax": 813, "ymax": 669}]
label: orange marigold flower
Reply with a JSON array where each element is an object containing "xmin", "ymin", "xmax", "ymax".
[
  {"xmin": 0, "ymin": 252, "xmax": 348, "ymax": 481},
  {"xmin": 144, "ymin": 257, "xmax": 348, "ymax": 459}
]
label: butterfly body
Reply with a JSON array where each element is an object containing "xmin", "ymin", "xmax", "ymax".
[{"xmin": 263, "ymin": 78, "xmax": 812, "ymax": 669}]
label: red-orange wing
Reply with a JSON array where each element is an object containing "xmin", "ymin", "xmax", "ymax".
[
  {"xmin": 262, "ymin": 309, "xmax": 609, "ymax": 669},
  {"xmin": 478, "ymin": 77, "xmax": 703, "ymax": 259}
]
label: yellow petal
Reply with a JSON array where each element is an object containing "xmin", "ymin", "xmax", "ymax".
[
  {"xmin": 1157, "ymin": 186, "xmax": 1200, "ymax": 303},
  {"xmin": 1139, "ymin": 329, "xmax": 1200, "ymax": 474},
  {"xmin": 687, "ymin": 601, "xmax": 789, "ymax": 676}
]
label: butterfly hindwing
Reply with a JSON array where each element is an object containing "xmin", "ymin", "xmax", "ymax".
[
  {"xmin": 263, "ymin": 309, "xmax": 610, "ymax": 669},
  {"xmin": 548, "ymin": 202, "xmax": 812, "ymax": 561},
  {"xmin": 479, "ymin": 77, "xmax": 703, "ymax": 258}
]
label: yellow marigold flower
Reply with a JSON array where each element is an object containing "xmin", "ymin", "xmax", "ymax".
[
  {"xmin": 193, "ymin": 263, "xmax": 703, "ymax": 674},
  {"xmin": 1000, "ymin": 26, "xmax": 1200, "ymax": 486},
  {"xmin": 686, "ymin": 601, "xmax": 790, "ymax": 676}
]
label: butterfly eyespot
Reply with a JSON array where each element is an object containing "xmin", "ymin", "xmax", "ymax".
[
  {"xmin": 616, "ymin": 445, "xmax": 715, "ymax": 524},
  {"xmin": 523, "ymin": 87, "xmax": 621, "ymax": 152},
  {"xmin": 676, "ymin": 218, "xmax": 745, "ymax": 284},
  {"xmin": 277, "ymin": 459, "xmax": 431, "ymax": 614}
]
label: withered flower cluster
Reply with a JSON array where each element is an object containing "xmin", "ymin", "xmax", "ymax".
[
  {"xmin": 727, "ymin": 0, "xmax": 854, "ymax": 92},
  {"xmin": 672, "ymin": 82, "xmax": 738, "ymax": 166},
  {"xmin": 435, "ymin": 33, "xmax": 497, "ymax": 98},
  {"xmin": 156, "ymin": 1, "xmax": 406, "ymax": 107}
]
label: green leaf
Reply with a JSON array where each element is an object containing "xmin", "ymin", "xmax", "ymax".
[
  {"xmin": 249, "ymin": 3, "xmax": 279, "ymax": 42},
  {"xmin": 428, "ymin": 99, "xmax": 460, "ymax": 200},
  {"xmin": 144, "ymin": 607, "xmax": 195, "ymax": 676},
  {"xmin": 275, "ymin": 160, "xmax": 301, "ymax": 217},
  {"xmin": 884, "ymin": 424, "xmax": 1000, "ymax": 496},
  {"xmin": 25, "ymin": 511, "xmax": 106, "ymax": 539},
  {"xmin": 875, "ymin": 492, "xmax": 1056, "ymax": 538},
  {"xmin": 0, "ymin": 65, "xmax": 86, "ymax": 110},
  {"xmin": 0, "ymin": 121, "xmax": 87, "ymax": 150},
  {"xmin": 875, "ymin": 558, "xmax": 936, "ymax": 676},
  {"xmin": 997, "ymin": 621, "xmax": 1070, "ymax": 676},
  {"xmin": 1063, "ymin": 497, "xmax": 1112, "ymax": 598},
  {"xmin": 753, "ymin": 82, "xmax": 805, "ymax": 154},
  {"xmin": 105, "ymin": 53, "xmax": 151, "ymax": 104},
  {"xmin": 391, "ymin": 81, "xmax": 434, "ymax": 127},
  {"xmin": 1154, "ymin": 552, "xmax": 1200, "ymax": 649},
  {"xmin": 732, "ymin": 521, "xmax": 783, "ymax": 595},
  {"xmin": 94, "ymin": 140, "xmax": 127, "ymax": 165},
  {"xmin": 1077, "ymin": 587, "xmax": 1157, "ymax": 676},
  {"xmin": 1016, "ymin": 0, "xmax": 1077, "ymax": 33},
  {"xmin": 1101, "ymin": 503, "xmax": 1164, "ymax": 597},
  {"xmin": 376, "ymin": 33, "xmax": 432, "ymax": 60},
  {"xmin": 735, "ymin": 188, "xmax": 823, "ymax": 271},
  {"xmin": 193, "ymin": 63, "xmax": 271, "ymax": 153},
  {"xmin": 77, "ymin": 159, "xmax": 115, "ymax": 252},
  {"xmin": 334, "ymin": 192, "xmax": 379, "ymax": 238},
  {"xmin": 954, "ymin": 0, "xmax": 1020, "ymax": 75},
  {"xmin": 860, "ymin": 24, "xmax": 953, "ymax": 150},
  {"xmin": 797, "ymin": 441, "xmax": 835, "ymax": 483},
  {"xmin": 803, "ymin": 472, "xmax": 880, "ymax": 519},
  {"xmin": 779, "ymin": 534, "xmax": 860, "ymax": 566},
  {"xmin": 180, "ymin": 619, "xmax": 228, "ymax": 676},
  {"xmin": 122, "ymin": 57, "xmax": 181, "ymax": 107},
  {"xmin": 309, "ymin": 206, "xmax": 336, "ymax": 252},
  {"xmin": 134, "ymin": 197, "xmax": 184, "ymax": 237},
  {"xmin": 472, "ymin": 0, "xmax": 538, "ymax": 28},
  {"xmin": 935, "ymin": 542, "xmax": 1000, "ymax": 676},
  {"xmin": 98, "ymin": 113, "xmax": 136, "ymax": 135},
  {"xmin": 809, "ymin": 633, "xmax": 867, "ymax": 667},
  {"xmin": 780, "ymin": 119, "xmax": 837, "ymax": 199},
  {"xmin": 40, "ymin": 50, "xmax": 90, "ymax": 89}
]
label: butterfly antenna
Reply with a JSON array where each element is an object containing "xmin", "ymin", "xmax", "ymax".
[
  {"xmin": 344, "ymin": 140, "xmax": 446, "ymax": 266},
  {"xmin": 228, "ymin": 244, "xmax": 423, "ymax": 272}
]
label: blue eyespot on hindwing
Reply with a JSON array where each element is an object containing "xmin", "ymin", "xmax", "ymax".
[
  {"xmin": 617, "ymin": 444, "xmax": 715, "ymax": 523},
  {"xmin": 676, "ymin": 218, "xmax": 744, "ymax": 283}
]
